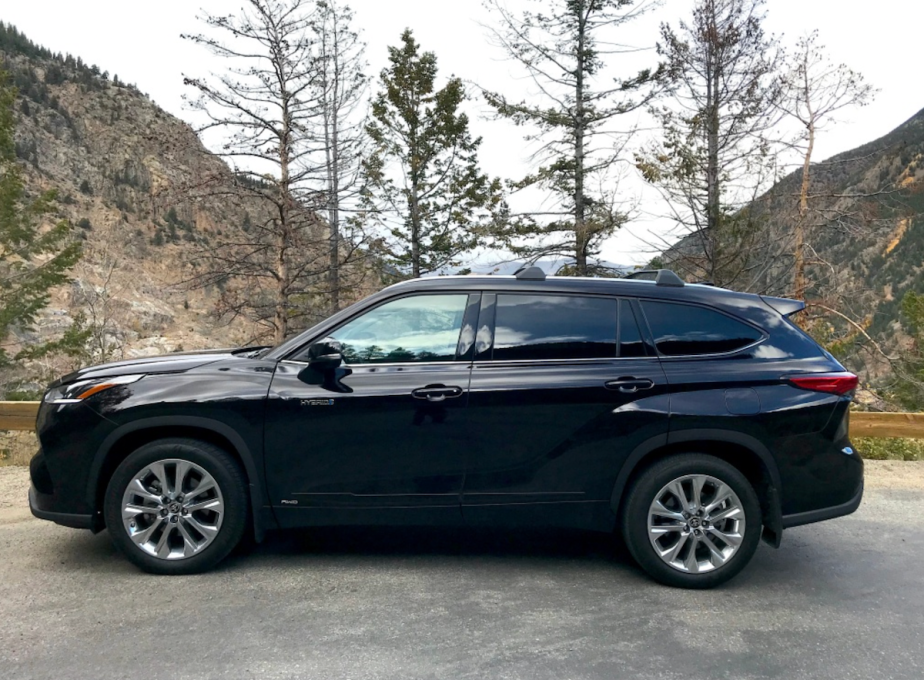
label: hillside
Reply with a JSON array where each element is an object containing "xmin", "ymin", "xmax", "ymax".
[
  {"xmin": 0, "ymin": 24, "xmax": 286, "ymax": 392},
  {"xmin": 663, "ymin": 106, "xmax": 924, "ymax": 382}
]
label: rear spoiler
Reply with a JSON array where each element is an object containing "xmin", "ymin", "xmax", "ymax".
[{"xmin": 760, "ymin": 295, "xmax": 805, "ymax": 317}]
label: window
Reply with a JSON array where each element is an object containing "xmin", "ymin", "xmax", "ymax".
[
  {"xmin": 492, "ymin": 295, "xmax": 617, "ymax": 361},
  {"xmin": 619, "ymin": 300, "xmax": 647, "ymax": 358},
  {"xmin": 640, "ymin": 301, "xmax": 763, "ymax": 356},
  {"xmin": 331, "ymin": 295, "xmax": 469, "ymax": 364}
]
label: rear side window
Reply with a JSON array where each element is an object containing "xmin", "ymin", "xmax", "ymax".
[
  {"xmin": 493, "ymin": 295, "xmax": 617, "ymax": 360},
  {"xmin": 640, "ymin": 301, "xmax": 763, "ymax": 356}
]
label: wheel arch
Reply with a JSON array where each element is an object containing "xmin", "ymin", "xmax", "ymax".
[
  {"xmin": 611, "ymin": 429, "xmax": 783, "ymax": 546},
  {"xmin": 87, "ymin": 416, "xmax": 275, "ymax": 541}
]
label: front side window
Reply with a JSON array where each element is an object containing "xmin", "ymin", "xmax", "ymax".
[
  {"xmin": 331, "ymin": 295, "xmax": 469, "ymax": 364},
  {"xmin": 492, "ymin": 295, "xmax": 618, "ymax": 361},
  {"xmin": 640, "ymin": 300, "xmax": 763, "ymax": 356}
]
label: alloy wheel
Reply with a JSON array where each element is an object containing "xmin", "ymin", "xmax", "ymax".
[
  {"xmin": 120, "ymin": 458, "xmax": 225, "ymax": 560},
  {"xmin": 647, "ymin": 473, "xmax": 746, "ymax": 574}
]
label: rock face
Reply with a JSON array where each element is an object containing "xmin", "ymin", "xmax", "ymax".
[{"xmin": 1, "ymin": 26, "xmax": 274, "ymax": 390}]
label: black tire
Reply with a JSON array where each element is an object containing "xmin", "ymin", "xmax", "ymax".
[
  {"xmin": 103, "ymin": 438, "xmax": 249, "ymax": 575},
  {"xmin": 621, "ymin": 454, "xmax": 762, "ymax": 589}
]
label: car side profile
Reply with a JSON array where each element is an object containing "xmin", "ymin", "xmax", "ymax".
[{"xmin": 29, "ymin": 268, "xmax": 863, "ymax": 588}]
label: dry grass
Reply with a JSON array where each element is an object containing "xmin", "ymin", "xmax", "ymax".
[
  {"xmin": 855, "ymin": 437, "xmax": 924, "ymax": 461},
  {"xmin": 0, "ymin": 432, "xmax": 37, "ymax": 467}
]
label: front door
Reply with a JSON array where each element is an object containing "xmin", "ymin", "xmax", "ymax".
[
  {"xmin": 264, "ymin": 293, "xmax": 480, "ymax": 527},
  {"xmin": 462, "ymin": 295, "xmax": 670, "ymax": 530}
]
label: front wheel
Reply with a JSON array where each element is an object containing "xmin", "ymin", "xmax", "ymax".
[
  {"xmin": 103, "ymin": 438, "xmax": 248, "ymax": 575},
  {"xmin": 621, "ymin": 454, "xmax": 762, "ymax": 589}
]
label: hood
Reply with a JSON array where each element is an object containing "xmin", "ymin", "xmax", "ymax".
[{"xmin": 49, "ymin": 348, "xmax": 245, "ymax": 387}]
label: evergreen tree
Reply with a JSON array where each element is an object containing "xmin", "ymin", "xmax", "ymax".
[
  {"xmin": 636, "ymin": 0, "xmax": 784, "ymax": 288},
  {"xmin": 482, "ymin": 0, "xmax": 661, "ymax": 276},
  {"xmin": 0, "ymin": 70, "xmax": 81, "ymax": 369},
  {"xmin": 362, "ymin": 29, "xmax": 503, "ymax": 278}
]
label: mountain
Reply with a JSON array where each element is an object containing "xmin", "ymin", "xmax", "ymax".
[
  {"xmin": 0, "ymin": 23, "xmax": 287, "ymax": 391},
  {"xmin": 663, "ymin": 107, "xmax": 924, "ymax": 381}
]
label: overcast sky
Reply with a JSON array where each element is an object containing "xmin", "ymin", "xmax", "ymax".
[{"xmin": 3, "ymin": 0, "xmax": 922, "ymax": 265}]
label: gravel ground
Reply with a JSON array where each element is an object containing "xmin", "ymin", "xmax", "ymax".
[
  {"xmin": 0, "ymin": 466, "xmax": 30, "ymax": 510},
  {"xmin": 2, "ymin": 463, "xmax": 924, "ymax": 680}
]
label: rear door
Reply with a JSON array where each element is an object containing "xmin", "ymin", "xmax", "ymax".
[{"xmin": 462, "ymin": 294, "xmax": 670, "ymax": 529}]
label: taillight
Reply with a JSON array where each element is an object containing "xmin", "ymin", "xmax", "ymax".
[{"xmin": 786, "ymin": 373, "xmax": 859, "ymax": 395}]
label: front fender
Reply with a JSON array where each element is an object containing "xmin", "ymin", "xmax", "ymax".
[{"xmin": 86, "ymin": 415, "xmax": 275, "ymax": 541}]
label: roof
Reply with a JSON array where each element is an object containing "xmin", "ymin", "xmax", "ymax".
[{"xmin": 381, "ymin": 274, "xmax": 758, "ymax": 309}]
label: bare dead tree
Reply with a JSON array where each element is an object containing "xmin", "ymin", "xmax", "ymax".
[
  {"xmin": 777, "ymin": 31, "xmax": 876, "ymax": 303},
  {"xmin": 309, "ymin": 0, "xmax": 370, "ymax": 314},
  {"xmin": 182, "ymin": 0, "xmax": 329, "ymax": 344}
]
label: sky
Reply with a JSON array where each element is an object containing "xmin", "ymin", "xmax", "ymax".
[{"xmin": 3, "ymin": 0, "xmax": 922, "ymax": 266}]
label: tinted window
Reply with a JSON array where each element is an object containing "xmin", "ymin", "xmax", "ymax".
[
  {"xmin": 493, "ymin": 295, "xmax": 617, "ymax": 361},
  {"xmin": 618, "ymin": 300, "xmax": 647, "ymax": 358},
  {"xmin": 332, "ymin": 295, "xmax": 468, "ymax": 364},
  {"xmin": 641, "ymin": 301, "xmax": 763, "ymax": 356}
]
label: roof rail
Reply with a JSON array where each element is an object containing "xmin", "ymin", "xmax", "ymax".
[
  {"xmin": 514, "ymin": 265, "xmax": 546, "ymax": 281},
  {"xmin": 624, "ymin": 269, "xmax": 685, "ymax": 287}
]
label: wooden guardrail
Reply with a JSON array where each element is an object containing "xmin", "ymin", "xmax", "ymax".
[
  {"xmin": 2, "ymin": 401, "xmax": 923, "ymax": 438},
  {"xmin": 0, "ymin": 402, "xmax": 41, "ymax": 432}
]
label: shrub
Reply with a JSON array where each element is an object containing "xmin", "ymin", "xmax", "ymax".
[
  {"xmin": 76, "ymin": 217, "xmax": 91, "ymax": 230},
  {"xmin": 855, "ymin": 437, "xmax": 924, "ymax": 461}
]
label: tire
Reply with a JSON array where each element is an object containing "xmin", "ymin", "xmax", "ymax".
[
  {"xmin": 621, "ymin": 454, "xmax": 762, "ymax": 589},
  {"xmin": 103, "ymin": 438, "xmax": 248, "ymax": 575}
]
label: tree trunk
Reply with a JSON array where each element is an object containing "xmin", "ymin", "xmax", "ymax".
[
  {"xmin": 326, "ymin": 62, "xmax": 341, "ymax": 315},
  {"xmin": 794, "ymin": 79, "xmax": 816, "ymax": 306},
  {"xmin": 705, "ymin": 0, "xmax": 721, "ymax": 284},
  {"xmin": 275, "ymin": 71, "xmax": 293, "ymax": 345},
  {"xmin": 573, "ymin": 11, "xmax": 588, "ymax": 276},
  {"xmin": 410, "ymin": 185, "xmax": 421, "ymax": 278}
]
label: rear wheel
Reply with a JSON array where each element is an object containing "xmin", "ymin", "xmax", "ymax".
[
  {"xmin": 622, "ymin": 454, "xmax": 761, "ymax": 589},
  {"xmin": 103, "ymin": 438, "xmax": 248, "ymax": 575}
]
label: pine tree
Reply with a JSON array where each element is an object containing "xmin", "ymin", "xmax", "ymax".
[
  {"xmin": 362, "ymin": 29, "xmax": 503, "ymax": 278},
  {"xmin": 636, "ymin": 0, "xmax": 784, "ymax": 288},
  {"xmin": 0, "ymin": 70, "xmax": 81, "ymax": 370},
  {"xmin": 482, "ymin": 0, "xmax": 661, "ymax": 276}
]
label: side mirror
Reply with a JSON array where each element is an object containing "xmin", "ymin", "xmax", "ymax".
[{"xmin": 307, "ymin": 338, "xmax": 343, "ymax": 371}]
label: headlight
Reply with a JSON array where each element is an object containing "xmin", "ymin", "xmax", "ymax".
[{"xmin": 44, "ymin": 374, "xmax": 144, "ymax": 404}]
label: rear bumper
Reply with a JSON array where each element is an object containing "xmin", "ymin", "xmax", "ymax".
[
  {"xmin": 781, "ymin": 480, "xmax": 863, "ymax": 529},
  {"xmin": 29, "ymin": 486, "xmax": 98, "ymax": 531}
]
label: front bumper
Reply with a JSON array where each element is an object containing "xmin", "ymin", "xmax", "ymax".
[
  {"xmin": 29, "ymin": 486, "xmax": 99, "ymax": 530},
  {"xmin": 781, "ymin": 480, "xmax": 864, "ymax": 529}
]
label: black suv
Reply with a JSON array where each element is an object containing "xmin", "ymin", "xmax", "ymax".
[{"xmin": 29, "ymin": 269, "xmax": 863, "ymax": 588}]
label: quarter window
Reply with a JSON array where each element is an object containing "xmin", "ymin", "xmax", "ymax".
[
  {"xmin": 492, "ymin": 295, "xmax": 617, "ymax": 361},
  {"xmin": 331, "ymin": 295, "xmax": 469, "ymax": 364},
  {"xmin": 640, "ymin": 301, "xmax": 763, "ymax": 356}
]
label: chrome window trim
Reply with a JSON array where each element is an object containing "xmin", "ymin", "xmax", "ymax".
[
  {"xmin": 635, "ymin": 297, "xmax": 769, "ymax": 360},
  {"xmin": 280, "ymin": 359, "xmax": 473, "ymax": 370}
]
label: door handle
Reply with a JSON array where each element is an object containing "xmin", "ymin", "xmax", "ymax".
[
  {"xmin": 411, "ymin": 385, "xmax": 464, "ymax": 402},
  {"xmin": 605, "ymin": 377, "xmax": 654, "ymax": 394}
]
